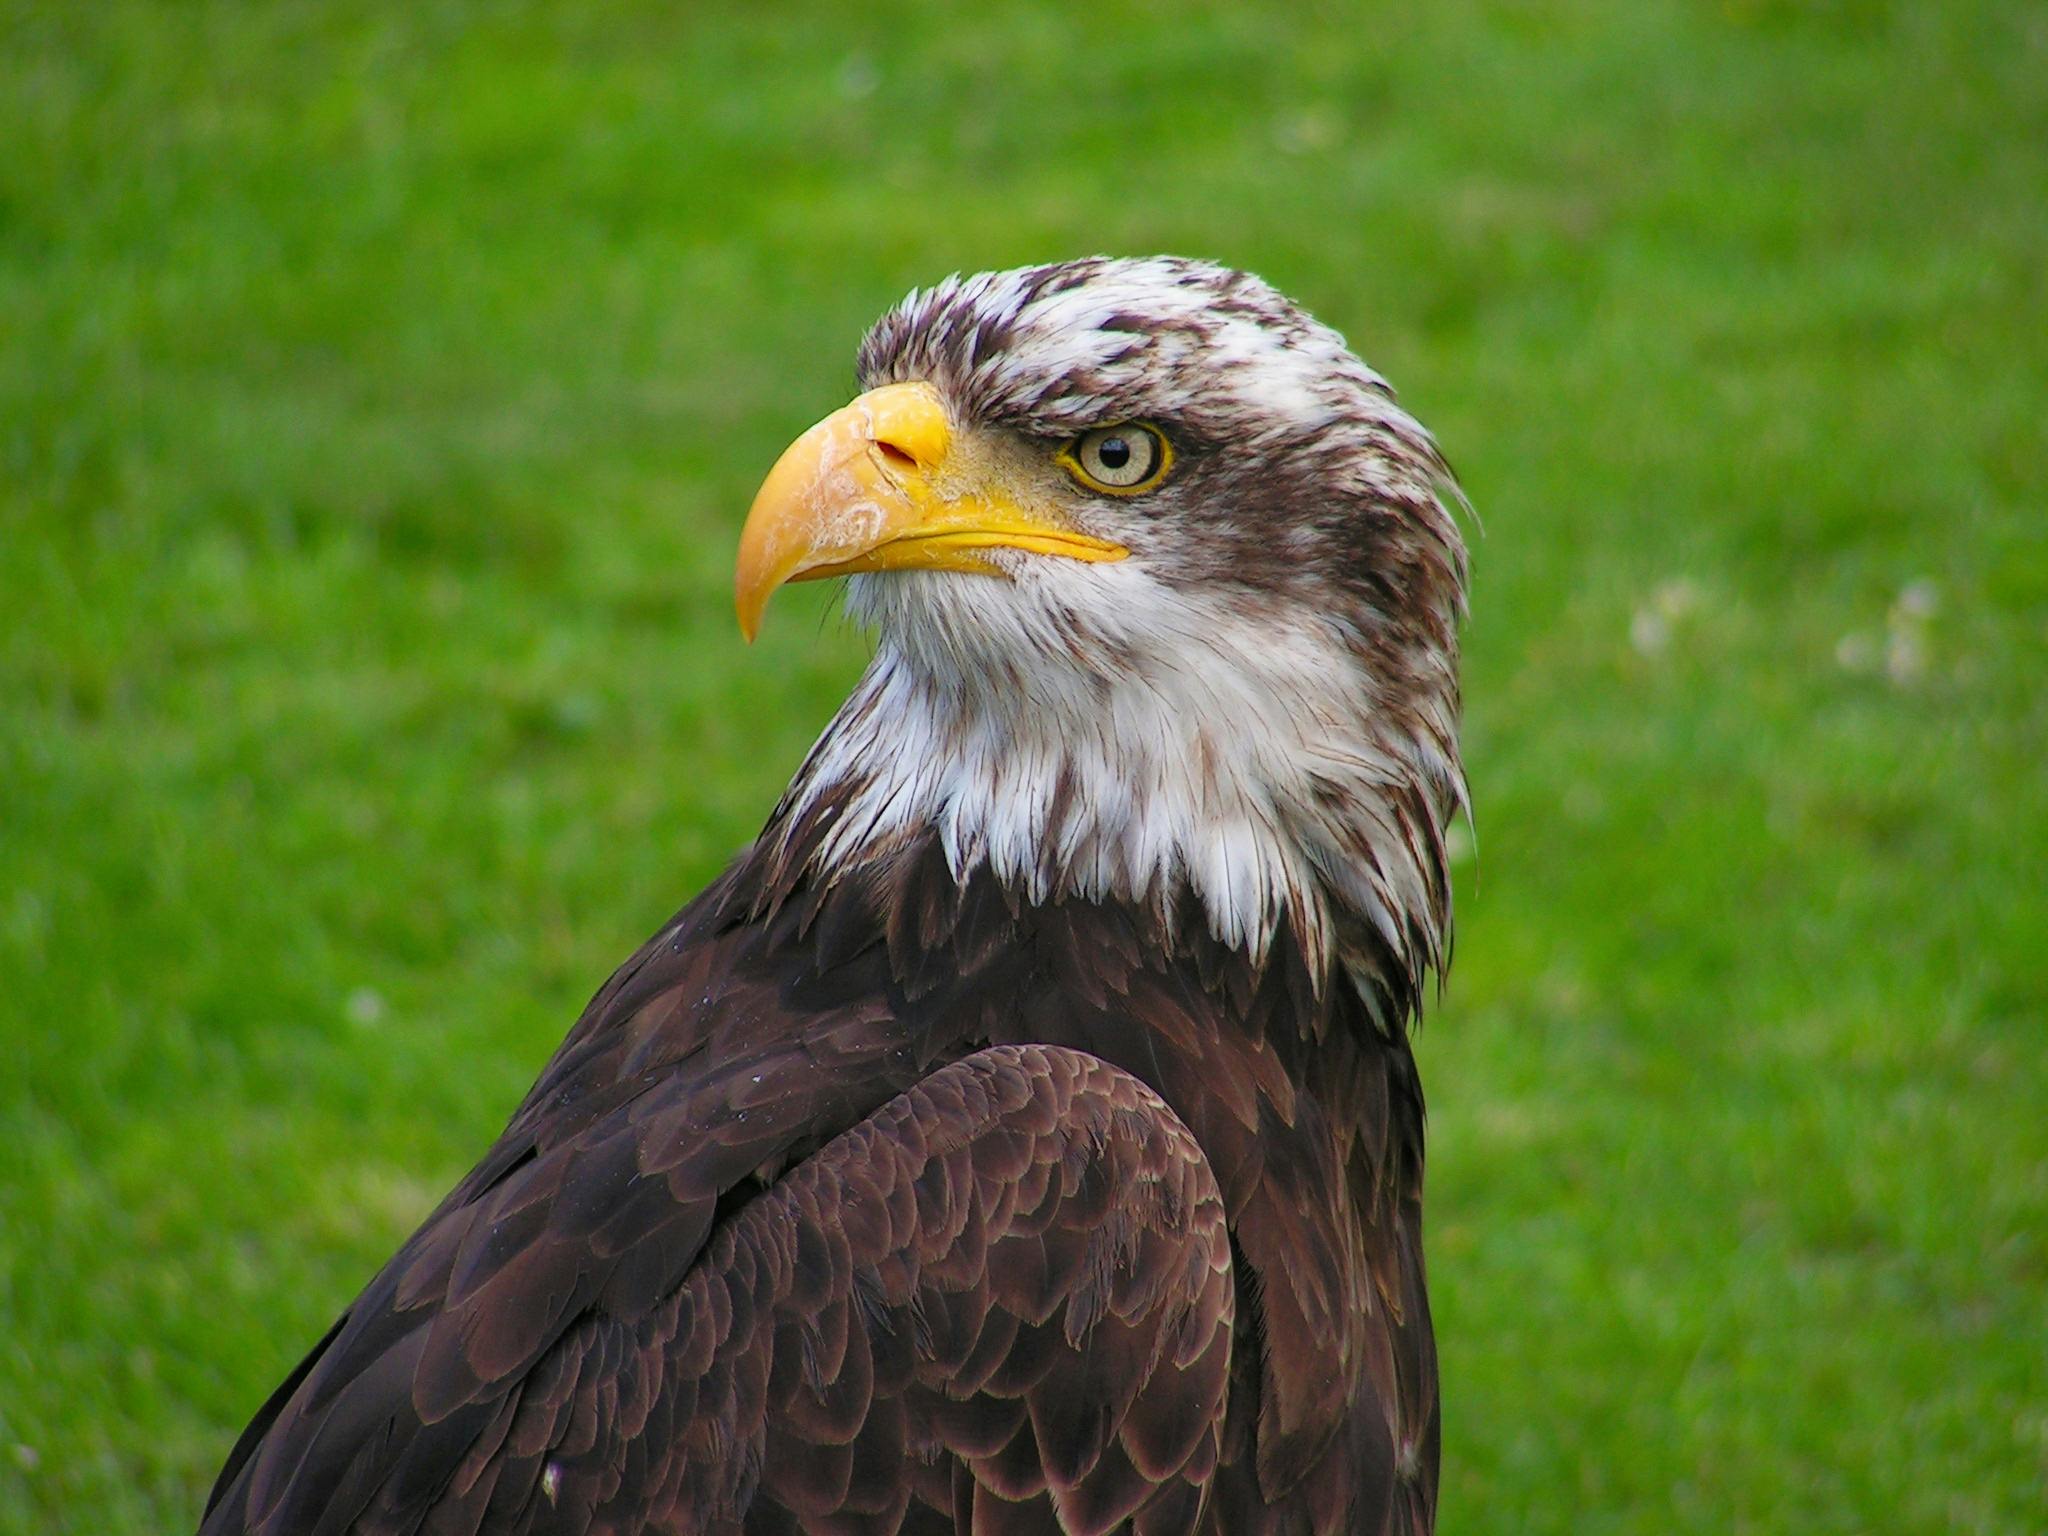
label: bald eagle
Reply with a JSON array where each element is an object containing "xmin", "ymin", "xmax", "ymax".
[{"xmin": 201, "ymin": 257, "xmax": 1468, "ymax": 1536}]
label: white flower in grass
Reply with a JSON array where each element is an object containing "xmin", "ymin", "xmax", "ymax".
[
  {"xmin": 1630, "ymin": 577, "xmax": 1701, "ymax": 658},
  {"xmin": 1885, "ymin": 578, "xmax": 1937, "ymax": 687}
]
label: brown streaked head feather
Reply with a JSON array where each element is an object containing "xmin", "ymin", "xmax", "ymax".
[{"xmin": 784, "ymin": 256, "xmax": 1467, "ymax": 1018}]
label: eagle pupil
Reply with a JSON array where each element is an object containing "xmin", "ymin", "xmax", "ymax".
[{"xmin": 1097, "ymin": 437, "xmax": 1131, "ymax": 470}]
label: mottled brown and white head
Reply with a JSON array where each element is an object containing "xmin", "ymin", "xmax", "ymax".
[{"xmin": 737, "ymin": 256, "xmax": 1468, "ymax": 1019}]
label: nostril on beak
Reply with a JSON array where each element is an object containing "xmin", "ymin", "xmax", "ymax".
[{"xmin": 872, "ymin": 439, "xmax": 918, "ymax": 475}]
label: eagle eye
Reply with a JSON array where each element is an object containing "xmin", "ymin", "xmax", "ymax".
[{"xmin": 1059, "ymin": 423, "xmax": 1172, "ymax": 496}]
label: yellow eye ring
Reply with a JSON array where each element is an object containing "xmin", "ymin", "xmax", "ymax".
[{"xmin": 1057, "ymin": 422, "xmax": 1173, "ymax": 496}]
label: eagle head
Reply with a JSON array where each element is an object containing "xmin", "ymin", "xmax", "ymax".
[{"xmin": 737, "ymin": 256, "xmax": 1467, "ymax": 1017}]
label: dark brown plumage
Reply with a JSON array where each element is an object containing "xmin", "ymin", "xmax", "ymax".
[{"xmin": 202, "ymin": 256, "xmax": 1465, "ymax": 1536}]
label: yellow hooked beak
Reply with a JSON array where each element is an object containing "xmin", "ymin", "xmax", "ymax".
[{"xmin": 733, "ymin": 380, "xmax": 1129, "ymax": 640}]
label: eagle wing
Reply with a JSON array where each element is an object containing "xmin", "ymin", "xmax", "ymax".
[{"xmin": 201, "ymin": 1013, "xmax": 1234, "ymax": 1536}]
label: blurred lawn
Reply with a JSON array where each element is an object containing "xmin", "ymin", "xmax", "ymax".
[{"xmin": 3, "ymin": 1, "xmax": 2044, "ymax": 1532}]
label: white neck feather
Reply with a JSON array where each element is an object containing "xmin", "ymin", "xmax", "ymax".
[{"xmin": 768, "ymin": 572, "xmax": 1463, "ymax": 1005}]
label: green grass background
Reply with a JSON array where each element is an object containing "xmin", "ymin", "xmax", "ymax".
[{"xmin": 3, "ymin": 1, "xmax": 2043, "ymax": 1531}]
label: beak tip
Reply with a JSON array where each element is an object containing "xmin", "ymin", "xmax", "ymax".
[{"xmin": 734, "ymin": 542, "xmax": 770, "ymax": 642}]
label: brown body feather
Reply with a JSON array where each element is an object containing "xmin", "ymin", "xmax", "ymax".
[{"xmin": 202, "ymin": 823, "xmax": 1435, "ymax": 1536}]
